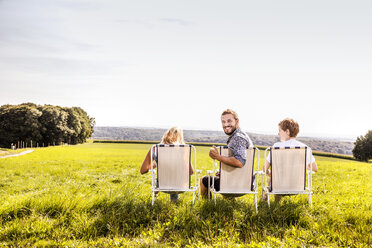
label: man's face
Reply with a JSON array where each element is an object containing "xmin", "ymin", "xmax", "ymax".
[{"xmin": 221, "ymin": 114, "xmax": 238, "ymax": 135}]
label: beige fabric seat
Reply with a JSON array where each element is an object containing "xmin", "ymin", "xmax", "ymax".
[
  {"xmin": 208, "ymin": 146, "xmax": 260, "ymax": 211},
  {"xmin": 263, "ymin": 147, "xmax": 313, "ymax": 207},
  {"xmin": 150, "ymin": 144, "xmax": 200, "ymax": 205}
]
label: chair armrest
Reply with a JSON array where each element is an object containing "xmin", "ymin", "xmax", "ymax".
[
  {"xmin": 196, "ymin": 169, "xmax": 202, "ymax": 174},
  {"xmin": 206, "ymin": 170, "xmax": 213, "ymax": 175}
]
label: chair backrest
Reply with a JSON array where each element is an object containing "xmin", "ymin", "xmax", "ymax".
[
  {"xmin": 219, "ymin": 147, "xmax": 255, "ymax": 193},
  {"xmin": 156, "ymin": 144, "xmax": 191, "ymax": 190},
  {"xmin": 270, "ymin": 147, "xmax": 307, "ymax": 192}
]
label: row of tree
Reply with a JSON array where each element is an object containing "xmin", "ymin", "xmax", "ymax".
[{"xmin": 0, "ymin": 103, "xmax": 95, "ymax": 148}]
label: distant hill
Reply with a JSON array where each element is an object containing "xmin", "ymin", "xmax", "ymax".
[{"xmin": 92, "ymin": 126, "xmax": 354, "ymax": 155}]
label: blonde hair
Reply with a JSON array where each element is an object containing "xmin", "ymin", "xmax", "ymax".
[
  {"xmin": 221, "ymin": 109, "xmax": 238, "ymax": 120},
  {"xmin": 161, "ymin": 127, "xmax": 185, "ymax": 145}
]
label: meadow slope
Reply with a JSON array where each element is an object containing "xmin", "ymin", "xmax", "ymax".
[{"xmin": 0, "ymin": 143, "xmax": 371, "ymax": 247}]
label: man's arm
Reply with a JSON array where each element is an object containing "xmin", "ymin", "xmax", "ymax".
[
  {"xmin": 209, "ymin": 146, "xmax": 244, "ymax": 168},
  {"xmin": 218, "ymin": 155, "xmax": 244, "ymax": 168}
]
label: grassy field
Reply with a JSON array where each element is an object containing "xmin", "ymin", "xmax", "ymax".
[
  {"xmin": 0, "ymin": 143, "xmax": 371, "ymax": 247},
  {"xmin": 0, "ymin": 148, "xmax": 28, "ymax": 157}
]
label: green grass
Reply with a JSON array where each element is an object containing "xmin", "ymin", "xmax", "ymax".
[{"xmin": 0, "ymin": 143, "xmax": 371, "ymax": 247}]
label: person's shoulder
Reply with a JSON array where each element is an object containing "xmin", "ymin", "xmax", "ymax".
[
  {"xmin": 272, "ymin": 140, "xmax": 296, "ymax": 147},
  {"xmin": 234, "ymin": 129, "xmax": 250, "ymax": 139},
  {"xmin": 234, "ymin": 132, "xmax": 246, "ymax": 139},
  {"xmin": 272, "ymin": 141, "xmax": 284, "ymax": 147},
  {"xmin": 231, "ymin": 133, "xmax": 250, "ymax": 144},
  {"xmin": 272, "ymin": 139, "xmax": 308, "ymax": 148},
  {"xmin": 294, "ymin": 140, "xmax": 308, "ymax": 147}
]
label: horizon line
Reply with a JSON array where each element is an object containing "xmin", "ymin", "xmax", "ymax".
[{"xmin": 93, "ymin": 125, "xmax": 357, "ymax": 142}]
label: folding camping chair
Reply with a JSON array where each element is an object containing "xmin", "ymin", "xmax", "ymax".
[
  {"xmin": 207, "ymin": 146, "xmax": 261, "ymax": 211},
  {"xmin": 150, "ymin": 144, "xmax": 201, "ymax": 205},
  {"xmin": 263, "ymin": 146, "xmax": 314, "ymax": 207}
]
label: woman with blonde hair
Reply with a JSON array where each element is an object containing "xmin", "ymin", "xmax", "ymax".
[{"xmin": 140, "ymin": 127, "xmax": 194, "ymax": 202}]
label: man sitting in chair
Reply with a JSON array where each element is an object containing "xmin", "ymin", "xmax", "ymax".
[{"xmin": 200, "ymin": 109, "xmax": 253, "ymax": 197}]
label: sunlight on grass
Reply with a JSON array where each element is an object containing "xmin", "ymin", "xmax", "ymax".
[{"xmin": 0, "ymin": 143, "xmax": 371, "ymax": 247}]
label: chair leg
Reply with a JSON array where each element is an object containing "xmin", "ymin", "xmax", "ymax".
[
  {"xmin": 152, "ymin": 191, "xmax": 155, "ymax": 206},
  {"xmin": 261, "ymin": 173, "xmax": 265, "ymax": 200},
  {"xmin": 268, "ymin": 194, "xmax": 270, "ymax": 208},
  {"xmin": 214, "ymin": 193, "xmax": 216, "ymax": 205},
  {"xmin": 192, "ymin": 192, "xmax": 195, "ymax": 205},
  {"xmin": 254, "ymin": 194, "xmax": 258, "ymax": 212},
  {"xmin": 198, "ymin": 172, "xmax": 201, "ymax": 200},
  {"xmin": 208, "ymin": 176, "xmax": 211, "ymax": 200}
]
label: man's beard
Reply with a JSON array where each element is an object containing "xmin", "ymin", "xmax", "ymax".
[{"xmin": 224, "ymin": 126, "xmax": 237, "ymax": 135}]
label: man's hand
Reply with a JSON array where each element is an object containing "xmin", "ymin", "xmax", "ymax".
[{"xmin": 209, "ymin": 146, "xmax": 220, "ymax": 160}]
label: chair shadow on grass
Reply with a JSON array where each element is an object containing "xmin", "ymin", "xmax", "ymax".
[
  {"xmin": 199, "ymin": 196, "xmax": 256, "ymax": 219},
  {"xmin": 194, "ymin": 196, "xmax": 308, "ymax": 244},
  {"xmin": 85, "ymin": 191, "xmax": 310, "ymax": 243},
  {"xmin": 255, "ymin": 195, "xmax": 311, "ymax": 228}
]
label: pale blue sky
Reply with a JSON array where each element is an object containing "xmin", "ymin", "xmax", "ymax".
[{"xmin": 0, "ymin": 0, "xmax": 371, "ymax": 139}]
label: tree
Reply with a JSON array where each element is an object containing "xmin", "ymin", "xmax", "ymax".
[
  {"xmin": 64, "ymin": 107, "xmax": 95, "ymax": 144},
  {"xmin": 352, "ymin": 130, "xmax": 372, "ymax": 162},
  {"xmin": 64, "ymin": 107, "xmax": 82, "ymax": 145},
  {"xmin": 73, "ymin": 107, "xmax": 94, "ymax": 143},
  {"xmin": 38, "ymin": 105, "xmax": 73, "ymax": 145},
  {"xmin": 0, "ymin": 104, "xmax": 42, "ymax": 147},
  {"xmin": 0, "ymin": 103, "xmax": 95, "ymax": 148}
]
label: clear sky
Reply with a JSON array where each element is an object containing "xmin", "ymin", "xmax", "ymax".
[{"xmin": 0, "ymin": 0, "xmax": 371, "ymax": 140}]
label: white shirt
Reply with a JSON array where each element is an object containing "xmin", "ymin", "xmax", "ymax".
[{"xmin": 266, "ymin": 139, "xmax": 316, "ymax": 165}]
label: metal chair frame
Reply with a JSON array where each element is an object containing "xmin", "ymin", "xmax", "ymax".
[
  {"xmin": 207, "ymin": 146, "xmax": 261, "ymax": 211},
  {"xmin": 150, "ymin": 144, "xmax": 201, "ymax": 205},
  {"xmin": 263, "ymin": 146, "xmax": 313, "ymax": 207}
]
